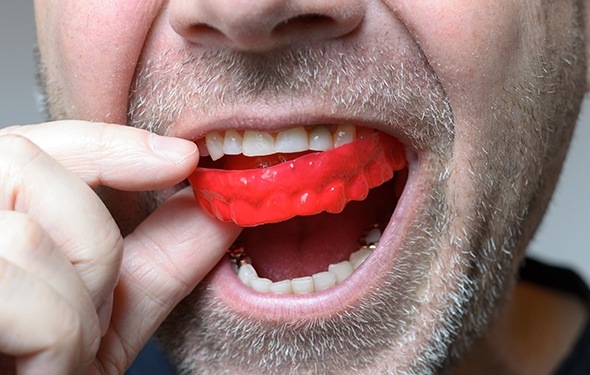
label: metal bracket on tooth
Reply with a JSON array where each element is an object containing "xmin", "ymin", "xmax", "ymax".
[{"xmin": 227, "ymin": 242, "xmax": 251, "ymax": 272}]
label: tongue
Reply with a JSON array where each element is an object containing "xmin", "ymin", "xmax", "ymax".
[{"xmin": 238, "ymin": 180, "xmax": 397, "ymax": 281}]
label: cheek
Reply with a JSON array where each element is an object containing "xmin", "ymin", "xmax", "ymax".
[
  {"xmin": 389, "ymin": 0, "xmax": 525, "ymax": 113},
  {"xmin": 389, "ymin": 0, "xmax": 539, "ymax": 169},
  {"xmin": 38, "ymin": 0, "xmax": 163, "ymax": 122},
  {"xmin": 387, "ymin": 1, "xmax": 542, "ymax": 223}
]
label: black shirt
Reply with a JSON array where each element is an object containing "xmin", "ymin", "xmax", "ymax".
[{"xmin": 520, "ymin": 259, "xmax": 590, "ymax": 375}]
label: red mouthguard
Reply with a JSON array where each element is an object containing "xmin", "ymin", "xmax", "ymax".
[{"xmin": 189, "ymin": 132, "xmax": 407, "ymax": 227}]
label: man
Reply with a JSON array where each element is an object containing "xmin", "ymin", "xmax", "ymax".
[{"xmin": 0, "ymin": 0, "xmax": 588, "ymax": 374}]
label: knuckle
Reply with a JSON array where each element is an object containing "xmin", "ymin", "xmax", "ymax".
[
  {"xmin": 0, "ymin": 212, "xmax": 50, "ymax": 254},
  {"xmin": 93, "ymin": 123, "xmax": 121, "ymax": 157},
  {"xmin": 96, "ymin": 223, "xmax": 124, "ymax": 264},
  {"xmin": 0, "ymin": 135, "xmax": 47, "ymax": 209},
  {"xmin": 76, "ymin": 224, "xmax": 124, "ymax": 297},
  {"xmin": 0, "ymin": 134, "xmax": 41, "ymax": 160}
]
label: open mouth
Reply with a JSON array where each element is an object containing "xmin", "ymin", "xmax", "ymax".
[{"xmin": 189, "ymin": 124, "xmax": 409, "ymax": 298}]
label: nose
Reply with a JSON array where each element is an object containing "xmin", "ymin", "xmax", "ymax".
[{"xmin": 168, "ymin": 0, "xmax": 365, "ymax": 51}]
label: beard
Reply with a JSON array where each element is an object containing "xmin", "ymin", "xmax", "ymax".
[
  {"xmin": 130, "ymin": 44, "xmax": 464, "ymax": 374},
  {"xmin": 128, "ymin": 35, "xmax": 583, "ymax": 372},
  {"xmin": 37, "ymin": 4, "xmax": 586, "ymax": 373}
]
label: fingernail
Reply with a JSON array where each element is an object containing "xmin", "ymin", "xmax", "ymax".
[{"xmin": 150, "ymin": 134, "xmax": 197, "ymax": 163}]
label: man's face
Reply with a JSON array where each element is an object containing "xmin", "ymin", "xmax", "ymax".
[{"xmin": 35, "ymin": 1, "xmax": 587, "ymax": 373}]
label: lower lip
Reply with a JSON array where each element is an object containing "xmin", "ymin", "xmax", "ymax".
[{"xmin": 206, "ymin": 151, "xmax": 424, "ymax": 321}]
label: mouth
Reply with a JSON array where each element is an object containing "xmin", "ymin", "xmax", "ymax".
[{"xmin": 189, "ymin": 123, "xmax": 417, "ymax": 319}]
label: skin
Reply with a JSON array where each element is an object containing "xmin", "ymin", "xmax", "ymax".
[{"xmin": 0, "ymin": 0, "xmax": 588, "ymax": 373}]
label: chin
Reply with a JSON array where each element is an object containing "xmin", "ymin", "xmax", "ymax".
[{"xmin": 152, "ymin": 126, "xmax": 517, "ymax": 374}]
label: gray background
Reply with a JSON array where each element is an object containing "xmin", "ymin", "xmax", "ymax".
[{"xmin": 2, "ymin": 2, "xmax": 589, "ymax": 279}]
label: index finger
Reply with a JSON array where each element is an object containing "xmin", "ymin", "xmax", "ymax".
[
  {"xmin": 95, "ymin": 188, "xmax": 240, "ymax": 372},
  {"xmin": 0, "ymin": 120, "xmax": 198, "ymax": 190}
]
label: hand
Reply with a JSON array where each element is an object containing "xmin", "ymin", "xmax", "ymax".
[{"xmin": 0, "ymin": 121, "xmax": 240, "ymax": 374}]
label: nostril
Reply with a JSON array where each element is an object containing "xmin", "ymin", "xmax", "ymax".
[
  {"xmin": 188, "ymin": 23, "xmax": 225, "ymax": 41},
  {"xmin": 272, "ymin": 14, "xmax": 337, "ymax": 38},
  {"xmin": 170, "ymin": 1, "xmax": 365, "ymax": 51}
]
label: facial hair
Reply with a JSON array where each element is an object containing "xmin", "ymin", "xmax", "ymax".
[
  {"xmin": 37, "ymin": 4, "xmax": 586, "ymax": 372},
  {"xmin": 143, "ymin": 42, "xmax": 584, "ymax": 375},
  {"xmin": 129, "ymin": 43, "xmax": 461, "ymax": 374},
  {"xmin": 127, "ymin": 23, "xmax": 585, "ymax": 372}
]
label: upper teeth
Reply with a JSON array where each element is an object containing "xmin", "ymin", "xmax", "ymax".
[{"xmin": 199, "ymin": 124, "xmax": 373, "ymax": 161}]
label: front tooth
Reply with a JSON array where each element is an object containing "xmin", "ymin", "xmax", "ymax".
[
  {"xmin": 270, "ymin": 279, "xmax": 293, "ymax": 294},
  {"xmin": 223, "ymin": 130, "xmax": 243, "ymax": 155},
  {"xmin": 242, "ymin": 130, "xmax": 275, "ymax": 156},
  {"xmin": 291, "ymin": 276, "xmax": 315, "ymax": 294},
  {"xmin": 350, "ymin": 249, "xmax": 372, "ymax": 269},
  {"xmin": 205, "ymin": 132, "xmax": 225, "ymax": 160},
  {"xmin": 312, "ymin": 271, "xmax": 337, "ymax": 291},
  {"xmin": 328, "ymin": 261, "xmax": 354, "ymax": 284},
  {"xmin": 309, "ymin": 125, "xmax": 333, "ymax": 151},
  {"xmin": 250, "ymin": 277, "xmax": 273, "ymax": 293},
  {"xmin": 275, "ymin": 127, "xmax": 309, "ymax": 153},
  {"xmin": 238, "ymin": 264, "xmax": 258, "ymax": 287},
  {"xmin": 333, "ymin": 124, "xmax": 356, "ymax": 148}
]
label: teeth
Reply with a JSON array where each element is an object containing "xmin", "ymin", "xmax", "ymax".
[
  {"xmin": 275, "ymin": 127, "xmax": 309, "ymax": 153},
  {"xmin": 328, "ymin": 261, "xmax": 354, "ymax": 284},
  {"xmin": 238, "ymin": 264, "xmax": 258, "ymax": 287},
  {"xmin": 312, "ymin": 271, "xmax": 337, "ymax": 291},
  {"xmin": 242, "ymin": 130, "xmax": 275, "ymax": 157},
  {"xmin": 205, "ymin": 132, "xmax": 224, "ymax": 161},
  {"xmin": 250, "ymin": 277, "xmax": 273, "ymax": 293},
  {"xmin": 269, "ymin": 279, "xmax": 293, "ymax": 294},
  {"xmin": 333, "ymin": 124, "xmax": 356, "ymax": 148},
  {"xmin": 200, "ymin": 125, "xmax": 369, "ymax": 161},
  {"xmin": 365, "ymin": 228, "xmax": 381, "ymax": 245},
  {"xmin": 308, "ymin": 125, "xmax": 333, "ymax": 151},
  {"xmin": 233, "ymin": 228, "xmax": 380, "ymax": 294},
  {"xmin": 291, "ymin": 276, "xmax": 315, "ymax": 294},
  {"xmin": 222, "ymin": 130, "xmax": 243, "ymax": 155},
  {"xmin": 349, "ymin": 248, "xmax": 372, "ymax": 269}
]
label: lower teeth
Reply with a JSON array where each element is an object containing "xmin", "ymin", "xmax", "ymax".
[{"xmin": 229, "ymin": 224, "xmax": 383, "ymax": 294}]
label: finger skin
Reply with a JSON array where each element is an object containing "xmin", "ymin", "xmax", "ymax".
[
  {"xmin": 0, "ymin": 120, "xmax": 199, "ymax": 190},
  {"xmin": 0, "ymin": 210, "xmax": 100, "ymax": 342},
  {"xmin": 0, "ymin": 256, "xmax": 98, "ymax": 375},
  {"xmin": 93, "ymin": 188, "xmax": 241, "ymax": 373},
  {"xmin": 0, "ymin": 121, "xmax": 214, "ymax": 373},
  {"xmin": 0, "ymin": 120, "xmax": 199, "ymax": 310},
  {"xmin": 0, "ymin": 134, "xmax": 122, "ymax": 309}
]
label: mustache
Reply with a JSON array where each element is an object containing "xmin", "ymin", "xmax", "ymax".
[{"xmin": 127, "ymin": 44, "xmax": 454, "ymax": 150}]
